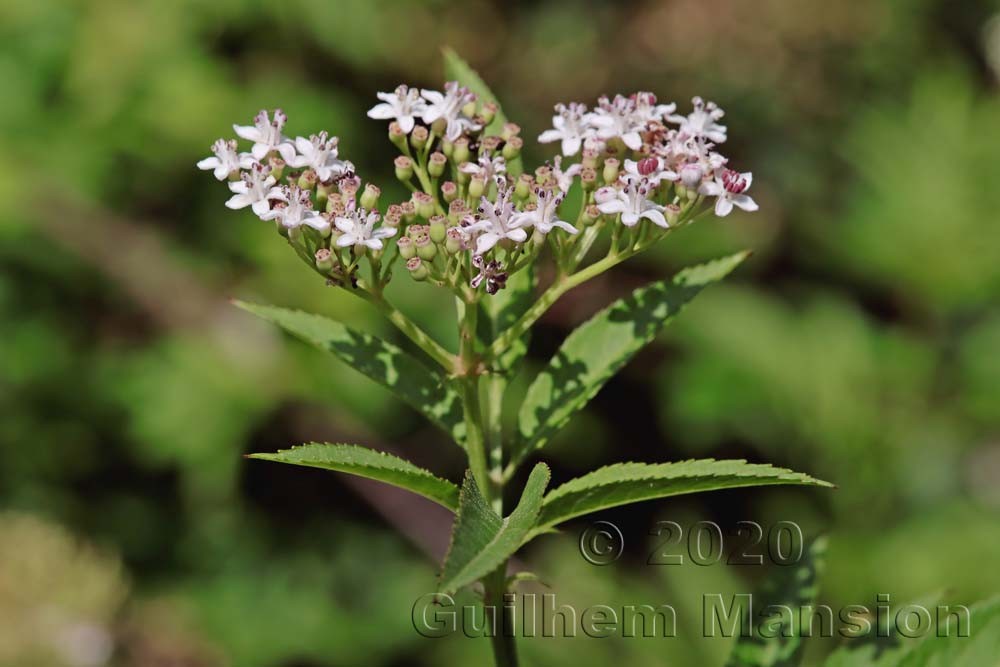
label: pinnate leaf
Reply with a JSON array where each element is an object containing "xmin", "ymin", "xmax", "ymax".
[
  {"xmin": 236, "ymin": 301, "xmax": 464, "ymax": 447},
  {"xmin": 513, "ymin": 251, "xmax": 750, "ymax": 469},
  {"xmin": 439, "ymin": 463, "xmax": 550, "ymax": 594},
  {"xmin": 535, "ymin": 459, "xmax": 832, "ymax": 533},
  {"xmin": 249, "ymin": 443, "xmax": 460, "ymax": 511}
]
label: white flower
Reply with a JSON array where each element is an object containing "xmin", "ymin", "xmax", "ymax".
[
  {"xmin": 459, "ymin": 154, "xmax": 507, "ymax": 183},
  {"xmin": 632, "ymin": 92, "xmax": 676, "ymax": 124},
  {"xmin": 699, "ymin": 169, "xmax": 758, "ymax": 216},
  {"xmin": 421, "ymin": 82, "xmax": 482, "ymax": 141},
  {"xmin": 334, "ymin": 208, "xmax": 397, "ymax": 250},
  {"xmin": 260, "ymin": 185, "xmax": 329, "ymax": 231},
  {"xmin": 197, "ymin": 138, "xmax": 255, "ymax": 181},
  {"xmin": 667, "ymin": 97, "xmax": 727, "ymax": 144},
  {"xmin": 288, "ymin": 131, "xmax": 354, "ymax": 182},
  {"xmin": 459, "ymin": 180, "xmax": 528, "ymax": 254},
  {"xmin": 595, "ymin": 180, "xmax": 668, "ymax": 228},
  {"xmin": 678, "ymin": 162, "xmax": 705, "ymax": 188},
  {"xmin": 591, "ymin": 95, "xmax": 646, "ymax": 151},
  {"xmin": 470, "ymin": 255, "xmax": 508, "ymax": 294},
  {"xmin": 538, "ymin": 103, "xmax": 593, "ymax": 156},
  {"xmin": 552, "ymin": 156, "xmax": 581, "ymax": 194},
  {"xmin": 233, "ymin": 109, "xmax": 296, "ymax": 161},
  {"xmin": 367, "ymin": 85, "xmax": 427, "ymax": 134},
  {"xmin": 623, "ymin": 156, "xmax": 677, "ymax": 186},
  {"xmin": 225, "ymin": 163, "xmax": 281, "ymax": 216},
  {"xmin": 512, "ymin": 188, "xmax": 578, "ymax": 235}
]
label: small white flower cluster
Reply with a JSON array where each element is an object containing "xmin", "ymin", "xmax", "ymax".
[
  {"xmin": 200, "ymin": 83, "xmax": 757, "ymax": 295},
  {"xmin": 538, "ymin": 94, "xmax": 757, "ymax": 217},
  {"xmin": 198, "ymin": 109, "xmax": 398, "ymax": 259}
]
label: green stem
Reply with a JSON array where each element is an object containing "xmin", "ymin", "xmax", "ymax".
[
  {"xmin": 485, "ymin": 565, "xmax": 519, "ymax": 667},
  {"xmin": 458, "ymin": 297, "xmax": 490, "ymax": 497},
  {"xmin": 353, "ymin": 284, "xmax": 456, "ymax": 371}
]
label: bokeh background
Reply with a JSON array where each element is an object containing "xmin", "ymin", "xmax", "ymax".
[{"xmin": 3, "ymin": 0, "xmax": 1000, "ymax": 665}]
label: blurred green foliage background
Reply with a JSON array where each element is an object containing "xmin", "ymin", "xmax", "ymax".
[{"xmin": 2, "ymin": 0, "xmax": 1000, "ymax": 665}]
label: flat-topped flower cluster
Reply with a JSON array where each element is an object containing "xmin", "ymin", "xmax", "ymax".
[{"xmin": 198, "ymin": 82, "xmax": 756, "ymax": 295}]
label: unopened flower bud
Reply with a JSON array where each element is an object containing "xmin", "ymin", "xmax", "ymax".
[
  {"xmin": 360, "ymin": 183, "xmax": 381, "ymax": 210},
  {"xmin": 315, "ymin": 248, "xmax": 334, "ymax": 272},
  {"xmin": 431, "ymin": 117, "xmax": 447, "ymax": 136},
  {"xmin": 534, "ymin": 165, "xmax": 552, "ymax": 185},
  {"xmin": 429, "ymin": 215, "xmax": 447, "ymax": 243},
  {"xmin": 406, "ymin": 256, "xmax": 428, "ymax": 281},
  {"xmin": 461, "ymin": 100, "xmax": 477, "ymax": 118},
  {"xmin": 441, "ymin": 181, "xmax": 458, "ymax": 203},
  {"xmin": 440, "ymin": 138, "xmax": 454, "ymax": 157},
  {"xmin": 298, "ymin": 169, "xmax": 318, "ymax": 190},
  {"xmin": 515, "ymin": 173, "xmax": 533, "ymax": 200},
  {"xmin": 582, "ymin": 149, "xmax": 599, "ymax": 170},
  {"xmin": 664, "ymin": 203, "xmax": 681, "ymax": 225},
  {"xmin": 481, "ymin": 102, "xmax": 497, "ymax": 126},
  {"xmin": 445, "ymin": 228, "xmax": 463, "ymax": 254},
  {"xmin": 428, "ymin": 151, "xmax": 447, "ymax": 177},
  {"xmin": 502, "ymin": 136, "xmax": 523, "ymax": 161},
  {"xmin": 452, "ymin": 138, "xmax": 471, "ymax": 164},
  {"xmin": 411, "ymin": 125, "xmax": 429, "ymax": 150},
  {"xmin": 583, "ymin": 204, "xmax": 600, "ymax": 226},
  {"xmin": 448, "ymin": 199, "xmax": 468, "ymax": 223},
  {"xmin": 398, "ymin": 235, "xmax": 416, "ymax": 259},
  {"xmin": 339, "ymin": 176, "xmax": 360, "ymax": 202},
  {"xmin": 468, "ymin": 176, "xmax": 486, "ymax": 199},
  {"xmin": 415, "ymin": 233, "xmax": 438, "ymax": 261},
  {"xmin": 480, "ymin": 135, "xmax": 502, "ymax": 154},
  {"xmin": 388, "ymin": 122, "xmax": 407, "ymax": 149},
  {"xmin": 400, "ymin": 200, "xmax": 416, "ymax": 222},
  {"xmin": 395, "ymin": 155, "xmax": 414, "ymax": 181},
  {"xmin": 603, "ymin": 158, "xmax": 620, "ymax": 184},
  {"xmin": 385, "ymin": 204, "xmax": 403, "ymax": 227},
  {"xmin": 502, "ymin": 123, "xmax": 521, "ymax": 141},
  {"xmin": 580, "ymin": 167, "xmax": 597, "ymax": 190},
  {"xmin": 268, "ymin": 156, "xmax": 286, "ymax": 181},
  {"xmin": 679, "ymin": 163, "xmax": 704, "ymax": 188},
  {"xmin": 412, "ymin": 191, "xmax": 435, "ymax": 219}
]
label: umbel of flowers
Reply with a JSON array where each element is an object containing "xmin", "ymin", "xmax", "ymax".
[
  {"xmin": 199, "ymin": 85, "xmax": 757, "ymax": 303},
  {"xmin": 197, "ymin": 62, "xmax": 823, "ymax": 667}
]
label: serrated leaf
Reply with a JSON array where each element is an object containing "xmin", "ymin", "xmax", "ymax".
[
  {"xmin": 441, "ymin": 46, "xmax": 522, "ymax": 174},
  {"xmin": 236, "ymin": 301, "xmax": 464, "ymax": 447},
  {"xmin": 535, "ymin": 459, "xmax": 832, "ymax": 533},
  {"xmin": 824, "ymin": 593, "xmax": 993, "ymax": 667},
  {"xmin": 725, "ymin": 537, "xmax": 828, "ymax": 667},
  {"xmin": 249, "ymin": 443, "xmax": 460, "ymax": 511},
  {"xmin": 512, "ymin": 251, "xmax": 750, "ymax": 469},
  {"xmin": 439, "ymin": 463, "xmax": 550, "ymax": 594}
]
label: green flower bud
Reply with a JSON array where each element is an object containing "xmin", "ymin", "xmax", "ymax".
[
  {"xmin": 515, "ymin": 173, "xmax": 533, "ymax": 200},
  {"xmin": 502, "ymin": 136, "xmax": 523, "ymax": 161},
  {"xmin": 397, "ymin": 235, "xmax": 416, "ymax": 259},
  {"xmin": 501, "ymin": 123, "xmax": 521, "ymax": 141},
  {"xmin": 441, "ymin": 181, "xmax": 458, "ymax": 203},
  {"xmin": 481, "ymin": 102, "xmax": 498, "ymax": 126},
  {"xmin": 468, "ymin": 176, "xmax": 485, "ymax": 199},
  {"xmin": 412, "ymin": 192, "xmax": 435, "ymax": 219},
  {"xmin": 298, "ymin": 168, "xmax": 318, "ymax": 190},
  {"xmin": 603, "ymin": 158, "xmax": 620, "ymax": 184},
  {"xmin": 360, "ymin": 183, "xmax": 381, "ymax": 211},
  {"xmin": 665, "ymin": 203, "xmax": 681, "ymax": 225},
  {"xmin": 445, "ymin": 228, "xmax": 464, "ymax": 254},
  {"xmin": 268, "ymin": 156, "xmax": 286, "ymax": 181},
  {"xmin": 581, "ymin": 167, "xmax": 597, "ymax": 190},
  {"xmin": 462, "ymin": 100, "xmax": 477, "ymax": 118},
  {"xmin": 429, "ymin": 215, "xmax": 447, "ymax": 243},
  {"xmin": 452, "ymin": 138, "xmax": 471, "ymax": 164},
  {"xmin": 400, "ymin": 200, "xmax": 416, "ymax": 222},
  {"xmin": 431, "ymin": 117, "xmax": 447, "ymax": 137},
  {"xmin": 384, "ymin": 204, "xmax": 403, "ymax": 228},
  {"xmin": 481, "ymin": 135, "xmax": 502, "ymax": 155},
  {"xmin": 406, "ymin": 256, "xmax": 428, "ymax": 281},
  {"xmin": 388, "ymin": 122, "xmax": 408, "ymax": 150},
  {"xmin": 394, "ymin": 155, "xmax": 414, "ymax": 181},
  {"xmin": 448, "ymin": 199, "xmax": 468, "ymax": 223},
  {"xmin": 415, "ymin": 234, "xmax": 438, "ymax": 261},
  {"xmin": 315, "ymin": 248, "xmax": 334, "ymax": 272},
  {"xmin": 441, "ymin": 139, "xmax": 454, "ymax": 157},
  {"xmin": 411, "ymin": 125, "xmax": 429, "ymax": 151},
  {"xmin": 428, "ymin": 151, "xmax": 447, "ymax": 178},
  {"xmin": 583, "ymin": 204, "xmax": 600, "ymax": 226},
  {"xmin": 581, "ymin": 148, "xmax": 599, "ymax": 170}
]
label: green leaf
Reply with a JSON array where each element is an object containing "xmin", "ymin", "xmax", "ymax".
[
  {"xmin": 513, "ymin": 251, "xmax": 750, "ymax": 468},
  {"xmin": 235, "ymin": 301, "xmax": 464, "ymax": 447},
  {"xmin": 535, "ymin": 459, "xmax": 832, "ymax": 533},
  {"xmin": 248, "ymin": 443, "xmax": 460, "ymax": 511},
  {"xmin": 441, "ymin": 46, "xmax": 521, "ymax": 174},
  {"xmin": 439, "ymin": 463, "xmax": 550, "ymax": 594},
  {"xmin": 824, "ymin": 593, "xmax": 994, "ymax": 667},
  {"xmin": 725, "ymin": 537, "xmax": 828, "ymax": 667}
]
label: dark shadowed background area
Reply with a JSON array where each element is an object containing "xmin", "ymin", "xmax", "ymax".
[{"xmin": 2, "ymin": 0, "xmax": 1000, "ymax": 665}]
